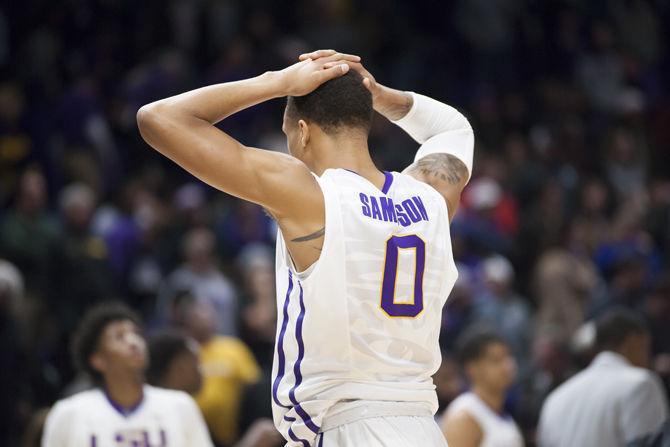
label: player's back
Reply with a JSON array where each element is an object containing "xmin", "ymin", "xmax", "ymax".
[{"xmin": 272, "ymin": 168, "xmax": 457, "ymax": 444}]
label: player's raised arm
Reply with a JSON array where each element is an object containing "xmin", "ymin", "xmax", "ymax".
[
  {"xmin": 136, "ymin": 55, "xmax": 355, "ymax": 218},
  {"xmin": 302, "ymin": 50, "xmax": 474, "ymax": 221}
]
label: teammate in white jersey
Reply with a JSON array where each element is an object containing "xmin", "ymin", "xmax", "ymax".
[
  {"xmin": 442, "ymin": 330, "xmax": 524, "ymax": 447},
  {"xmin": 138, "ymin": 49, "xmax": 474, "ymax": 446},
  {"xmin": 42, "ymin": 303, "xmax": 213, "ymax": 447}
]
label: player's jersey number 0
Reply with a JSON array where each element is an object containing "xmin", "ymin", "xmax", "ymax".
[{"xmin": 380, "ymin": 234, "xmax": 425, "ymax": 318}]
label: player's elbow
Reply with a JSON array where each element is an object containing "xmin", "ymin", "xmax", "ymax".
[
  {"xmin": 137, "ymin": 103, "xmax": 160, "ymax": 133},
  {"xmin": 136, "ymin": 102, "xmax": 170, "ymax": 146}
]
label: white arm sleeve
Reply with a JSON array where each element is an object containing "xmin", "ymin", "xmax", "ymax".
[{"xmin": 392, "ymin": 92, "xmax": 474, "ymax": 180}]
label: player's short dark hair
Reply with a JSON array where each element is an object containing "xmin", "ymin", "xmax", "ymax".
[
  {"xmin": 71, "ymin": 302, "xmax": 142, "ymax": 384},
  {"xmin": 285, "ymin": 70, "xmax": 373, "ymax": 135},
  {"xmin": 146, "ymin": 330, "xmax": 193, "ymax": 386},
  {"xmin": 595, "ymin": 308, "xmax": 648, "ymax": 352},
  {"xmin": 456, "ymin": 328, "xmax": 507, "ymax": 366}
]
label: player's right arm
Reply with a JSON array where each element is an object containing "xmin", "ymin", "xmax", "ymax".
[
  {"xmin": 137, "ymin": 54, "xmax": 357, "ymax": 270},
  {"xmin": 301, "ymin": 50, "xmax": 473, "ymax": 221},
  {"xmin": 442, "ymin": 410, "xmax": 483, "ymax": 447}
]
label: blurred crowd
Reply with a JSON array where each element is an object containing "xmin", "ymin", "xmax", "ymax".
[{"xmin": 1, "ymin": 0, "xmax": 670, "ymax": 446}]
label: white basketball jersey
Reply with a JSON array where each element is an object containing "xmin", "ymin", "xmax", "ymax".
[
  {"xmin": 42, "ymin": 385, "xmax": 213, "ymax": 447},
  {"xmin": 445, "ymin": 392, "xmax": 524, "ymax": 447},
  {"xmin": 272, "ymin": 168, "xmax": 458, "ymax": 446}
]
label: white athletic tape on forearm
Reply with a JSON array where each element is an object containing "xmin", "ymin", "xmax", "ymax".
[{"xmin": 392, "ymin": 92, "xmax": 474, "ymax": 180}]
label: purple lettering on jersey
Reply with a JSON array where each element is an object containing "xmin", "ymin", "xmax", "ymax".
[
  {"xmin": 412, "ymin": 196, "xmax": 429, "ymax": 220},
  {"xmin": 370, "ymin": 196, "xmax": 382, "ymax": 220},
  {"xmin": 380, "ymin": 235, "xmax": 425, "ymax": 317},
  {"xmin": 394, "ymin": 204, "xmax": 410, "ymax": 227},
  {"xmin": 144, "ymin": 429, "xmax": 167, "ymax": 447},
  {"xmin": 361, "ymin": 193, "xmax": 427, "ymax": 226},
  {"xmin": 359, "ymin": 193, "xmax": 371, "ymax": 217},
  {"xmin": 402, "ymin": 199, "xmax": 422, "ymax": 223},
  {"xmin": 380, "ymin": 197, "xmax": 397, "ymax": 222}
]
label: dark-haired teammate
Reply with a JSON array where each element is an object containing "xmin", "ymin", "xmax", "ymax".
[
  {"xmin": 138, "ymin": 50, "xmax": 474, "ymax": 446},
  {"xmin": 441, "ymin": 330, "xmax": 523, "ymax": 447},
  {"xmin": 42, "ymin": 303, "xmax": 213, "ymax": 446}
]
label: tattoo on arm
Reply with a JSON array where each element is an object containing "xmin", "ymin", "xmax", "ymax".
[
  {"xmin": 291, "ymin": 227, "xmax": 325, "ymax": 243},
  {"xmin": 409, "ymin": 153, "xmax": 467, "ymax": 185}
]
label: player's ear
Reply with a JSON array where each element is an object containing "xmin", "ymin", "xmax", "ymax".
[
  {"xmin": 298, "ymin": 119, "xmax": 310, "ymax": 148},
  {"xmin": 90, "ymin": 352, "xmax": 106, "ymax": 374}
]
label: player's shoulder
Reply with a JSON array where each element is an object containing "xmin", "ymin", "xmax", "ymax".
[
  {"xmin": 446, "ymin": 392, "xmax": 485, "ymax": 417},
  {"xmin": 144, "ymin": 385, "xmax": 199, "ymax": 412},
  {"xmin": 144, "ymin": 384, "xmax": 191, "ymax": 403},
  {"xmin": 48, "ymin": 388, "xmax": 104, "ymax": 418},
  {"xmin": 395, "ymin": 170, "xmax": 447, "ymax": 202},
  {"xmin": 616, "ymin": 365, "xmax": 663, "ymax": 395}
]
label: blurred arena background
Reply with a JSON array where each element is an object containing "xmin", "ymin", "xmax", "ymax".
[{"xmin": 1, "ymin": 0, "xmax": 670, "ymax": 446}]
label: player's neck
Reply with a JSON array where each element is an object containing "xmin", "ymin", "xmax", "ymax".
[
  {"xmin": 103, "ymin": 373, "xmax": 144, "ymax": 410},
  {"xmin": 472, "ymin": 384, "xmax": 505, "ymax": 414},
  {"xmin": 312, "ymin": 138, "xmax": 380, "ymax": 178}
]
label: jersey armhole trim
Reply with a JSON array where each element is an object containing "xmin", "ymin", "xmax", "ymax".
[{"xmin": 292, "ymin": 174, "xmax": 336, "ymax": 282}]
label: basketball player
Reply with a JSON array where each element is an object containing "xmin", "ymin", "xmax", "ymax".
[
  {"xmin": 42, "ymin": 303, "xmax": 213, "ymax": 446},
  {"xmin": 441, "ymin": 330, "xmax": 524, "ymax": 447},
  {"xmin": 137, "ymin": 49, "xmax": 474, "ymax": 446}
]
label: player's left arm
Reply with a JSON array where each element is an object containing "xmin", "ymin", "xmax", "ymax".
[{"xmin": 385, "ymin": 90, "xmax": 473, "ymax": 221}]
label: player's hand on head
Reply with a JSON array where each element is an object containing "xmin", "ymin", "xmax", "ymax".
[
  {"xmin": 299, "ymin": 50, "xmax": 380, "ymax": 100},
  {"xmin": 279, "ymin": 57, "xmax": 350, "ymax": 97}
]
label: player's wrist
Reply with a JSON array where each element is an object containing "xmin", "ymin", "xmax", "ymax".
[
  {"xmin": 262, "ymin": 70, "xmax": 292, "ymax": 98},
  {"xmin": 374, "ymin": 85, "xmax": 413, "ymax": 121}
]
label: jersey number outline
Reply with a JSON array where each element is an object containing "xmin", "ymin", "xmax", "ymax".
[{"xmin": 380, "ymin": 234, "xmax": 425, "ymax": 317}]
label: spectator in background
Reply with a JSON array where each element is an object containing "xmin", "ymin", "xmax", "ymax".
[
  {"xmin": 0, "ymin": 259, "xmax": 28, "ymax": 446},
  {"xmin": 217, "ymin": 201, "xmax": 275, "ymax": 259},
  {"xmin": 441, "ymin": 330, "xmax": 524, "ymax": 447},
  {"xmin": 176, "ymin": 293, "xmax": 260, "ymax": 447},
  {"xmin": 147, "ymin": 330, "xmax": 202, "ymax": 395},
  {"xmin": 42, "ymin": 302, "xmax": 213, "ymax": 446},
  {"xmin": 0, "ymin": 167, "xmax": 57, "ymax": 295},
  {"xmin": 441, "ymin": 264, "xmax": 476, "ymax": 352},
  {"xmin": 237, "ymin": 243, "xmax": 276, "ymax": 369},
  {"xmin": 49, "ymin": 183, "xmax": 115, "ymax": 333},
  {"xmin": 533, "ymin": 219, "xmax": 600, "ymax": 346},
  {"xmin": 473, "ymin": 255, "xmax": 531, "ymax": 374},
  {"xmin": 159, "ymin": 226, "xmax": 237, "ymax": 335},
  {"xmin": 433, "ymin": 353, "xmax": 465, "ymax": 415},
  {"xmin": 538, "ymin": 309, "xmax": 668, "ymax": 447}
]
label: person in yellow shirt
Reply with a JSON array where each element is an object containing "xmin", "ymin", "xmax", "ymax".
[{"xmin": 178, "ymin": 293, "xmax": 261, "ymax": 446}]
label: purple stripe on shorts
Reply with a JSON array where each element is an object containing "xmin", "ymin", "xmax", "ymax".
[
  {"xmin": 272, "ymin": 271, "xmax": 293, "ymax": 409},
  {"xmin": 288, "ymin": 428, "xmax": 310, "ymax": 447},
  {"xmin": 287, "ymin": 281, "xmax": 320, "ymax": 435}
]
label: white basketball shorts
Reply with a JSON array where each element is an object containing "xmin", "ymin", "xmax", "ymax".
[{"xmin": 315, "ymin": 415, "xmax": 447, "ymax": 446}]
